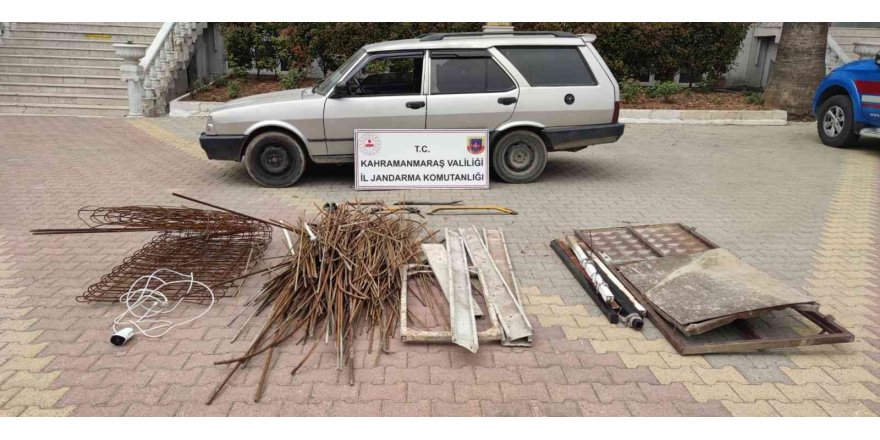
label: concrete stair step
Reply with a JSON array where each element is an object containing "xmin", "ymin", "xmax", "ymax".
[
  {"xmin": 0, "ymin": 54, "xmax": 121, "ymax": 67},
  {"xmin": 7, "ymin": 30, "xmax": 155, "ymax": 44},
  {"xmin": 0, "ymin": 102, "xmax": 128, "ymax": 117},
  {"xmin": 0, "ymin": 92, "xmax": 128, "ymax": 106},
  {"xmin": 0, "ymin": 73, "xmax": 120, "ymax": 86},
  {"xmin": 0, "ymin": 82, "xmax": 126, "ymax": 95},
  {"xmin": 0, "ymin": 46, "xmax": 121, "ymax": 59},
  {"xmin": 13, "ymin": 22, "xmax": 162, "ymax": 34},
  {"xmin": 0, "ymin": 63, "xmax": 118, "ymax": 76},
  {"xmin": 0, "ymin": 37, "xmax": 121, "ymax": 49}
]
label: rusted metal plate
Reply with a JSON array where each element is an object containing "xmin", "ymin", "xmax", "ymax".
[
  {"xmin": 573, "ymin": 223, "xmax": 853, "ymax": 354},
  {"xmin": 576, "ymin": 223, "xmax": 713, "ymax": 265},
  {"xmin": 445, "ymin": 229, "xmax": 478, "ymax": 353},
  {"xmin": 619, "ymin": 248, "xmax": 816, "ymax": 335},
  {"xmin": 461, "ymin": 227, "xmax": 533, "ymax": 343}
]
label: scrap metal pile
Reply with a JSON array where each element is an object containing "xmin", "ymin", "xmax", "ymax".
[
  {"xmin": 33, "ymin": 197, "xmax": 536, "ymax": 405},
  {"xmin": 32, "ymin": 205, "xmax": 272, "ymax": 303},
  {"xmin": 208, "ymin": 202, "xmax": 434, "ymax": 404},
  {"xmin": 552, "ymin": 223, "xmax": 853, "ymax": 354}
]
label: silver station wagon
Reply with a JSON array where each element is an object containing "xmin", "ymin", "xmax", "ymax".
[{"xmin": 200, "ymin": 31, "xmax": 624, "ymax": 187}]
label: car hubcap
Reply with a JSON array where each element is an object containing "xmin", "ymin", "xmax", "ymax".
[
  {"xmin": 823, "ymin": 106, "xmax": 845, "ymax": 137},
  {"xmin": 260, "ymin": 145, "xmax": 291, "ymax": 174},
  {"xmin": 506, "ymin": 142, "xmax": 535, "ymax": 172}
]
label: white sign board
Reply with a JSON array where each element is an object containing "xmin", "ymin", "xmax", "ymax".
[{"xmin": 354, "ymin": 129, "xmax": 489, "ymax": 190}]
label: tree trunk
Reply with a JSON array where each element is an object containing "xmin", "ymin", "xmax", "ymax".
[{"xmin": 763, "ymin": 22, "xmax": 829, "ymax": 116}]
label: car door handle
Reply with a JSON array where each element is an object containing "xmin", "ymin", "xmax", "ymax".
[
  {"xmin": 497, "ymin": 97, "xmax": 517, "ymax": 105},
  {"xmin": 406, "ymin": 101, "xmax": 425, "ymax": 109}
]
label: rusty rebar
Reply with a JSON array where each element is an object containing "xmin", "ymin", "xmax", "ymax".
[{"xmin": 209, "ymin": 202, "xmax": 433, "ymax": 403}]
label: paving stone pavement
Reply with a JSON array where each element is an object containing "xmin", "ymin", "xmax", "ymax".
[{"xmin": 0, "ymin": 115, "xmax": 879, "ymax": 417}]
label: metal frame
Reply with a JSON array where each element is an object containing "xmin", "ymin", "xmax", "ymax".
[
  {"xmin": 569, "ymin": 223, "xmax": 853, "ymax": 355},
  {"xmin": 399, "ymin": 264, "xmax": 503, "ymax": 344}
]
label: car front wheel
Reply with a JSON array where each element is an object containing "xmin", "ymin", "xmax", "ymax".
[
  {"xmin": 491, "ymin": 130, "xmax": 548, "ymax": 184},
  {"xmin": 817, "ymin": 95, "xmax": 860, "ymax": 148},
  {"xmin": 244, "ymin": 131, "xmax": 307, "ymax": 187}
]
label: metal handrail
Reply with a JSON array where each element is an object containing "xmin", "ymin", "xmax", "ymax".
[
  {"xmin": 139, "ymin": 22, "xmax": 176, "ymax": 71},
  {"xmin": 827, "ymin": 34, "xmax": 851, "ymax": 65}
]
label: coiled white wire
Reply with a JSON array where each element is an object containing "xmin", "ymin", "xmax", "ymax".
[{"xmin": 113, "ymin": 268, "xmax": 215, "ymax": 339}]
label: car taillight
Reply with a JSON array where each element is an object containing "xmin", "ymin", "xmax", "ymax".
[{"xmin": 612, "ymin": 101, "xmax": 620, "ymax": 124}]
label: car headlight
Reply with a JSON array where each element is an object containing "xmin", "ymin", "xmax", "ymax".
[{"xmin": 205, "ymin": 116, "xmax": 216, "ymax": 135}]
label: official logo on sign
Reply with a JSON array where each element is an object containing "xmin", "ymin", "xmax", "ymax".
[
  {"xmin": 358, "ymin": 133, "xmax": 381, "ymax": 156},
  {"xmin": 466, "ymin": 137, "xmax": 485, "ymax": 155}
]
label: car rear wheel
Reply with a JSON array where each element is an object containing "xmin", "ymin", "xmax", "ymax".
[
  {"xmin": 244, "ymin": 131, "xmax": 307, "ymax": 187},
  {"xmin": 491, "ymin": 130, "xmax": 548, "ymax": 184},
  {"xmin": 817, "ymin": 95, "xmax": 860, "ymax": 148}
]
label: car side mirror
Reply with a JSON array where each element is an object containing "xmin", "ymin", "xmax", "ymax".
[
  {"xmin": 876, "ymin": 52, "xmax": 880, "ymax": 67},
  {"xmin": 330, "ymin": 83, "xmax": 350, "ymax": 98}
]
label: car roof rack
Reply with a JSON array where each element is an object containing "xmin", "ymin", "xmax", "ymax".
[{"xmin": 419, "ymin": 31, "xmax": 578, "ymax": 41}]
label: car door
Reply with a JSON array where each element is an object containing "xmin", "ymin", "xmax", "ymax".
[
  {"xmin": 322, "ymin": 51, "xmax": 427, "ymax": 156},
  {"xmin": 425, "ymin": 49, "xmax": 518, "ymax": 129},
  {"xmin": 856, "ymin": 62, "xmax": 880, "ymax": 126},
  {"xmin": 495, "ymin": 45, "xmax": 616, "ymax": 126}
]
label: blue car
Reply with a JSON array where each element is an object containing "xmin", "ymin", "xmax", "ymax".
[{"xmin": 813, "ymin": 52, "xmax": 880, "ymax": 147}]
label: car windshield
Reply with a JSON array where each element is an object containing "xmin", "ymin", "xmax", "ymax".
[{"xmin": 314, "ymin": 48, "xmax": 366, "ymax": 95}]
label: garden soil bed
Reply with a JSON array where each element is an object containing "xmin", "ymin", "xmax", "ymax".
[
  {"xmin": 622, "ymin": 89, "xmax": 765, "ymax": 110},
  {"xmin": 189, "ymin": 75, "xmax": 319, "ymax": 102}
]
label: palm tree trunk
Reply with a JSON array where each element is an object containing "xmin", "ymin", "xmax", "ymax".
[{"xmin": 763, "ymin": 22, "xmax": 829, "ymax": 116}]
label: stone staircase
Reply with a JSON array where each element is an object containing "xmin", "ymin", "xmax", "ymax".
[
  {"xmin": 829, "ymin": 27, "xmax": 880, "ymax": 60},
  {"xmin": 0, "ymin": 22, "xmax": 162, "ymax": 117}
]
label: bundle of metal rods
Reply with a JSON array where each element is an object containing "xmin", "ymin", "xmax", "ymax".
[
  {"xmin": 31, "ymin": 205, "xmax": 272, "ymax": 303},
  {"xmin": 208, "ymin": 202, "xmax": 434, "ymax": 404}
]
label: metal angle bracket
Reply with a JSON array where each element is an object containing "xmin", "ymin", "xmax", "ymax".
[
  {"xmin": 461, "ymin": 227, "xmax": 533, "ymax": 344},
  {"xmin": 422, "ymin": 243, "xmax": 484, "ymax": 318},
  {"xmin": 446, "ymin": 228, "xmax": 479, "ymax": 353}
]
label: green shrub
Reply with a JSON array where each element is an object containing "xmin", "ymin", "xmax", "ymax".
[
  {"xmin": 192, "ymin": 78, "xmax": 207, "ymax": 94},
  {"xmin": 746, "ymin": 92, "xmax": 764, "ymax": 105},
  {"xmin": 695, "ymin": 72, "xmax": 720, "ymax": 92},
  {"xmin": 648, "ymin": 81, "xmax": 682, "ymax": 103},
  {"xmin": 229, "ymin": 66, "xmax": 248, "ymax": 80},
  {"xmin": 619, "ymin": 79, "xmax": 643, "ymax": 103},
  {"xmin": 212, "ymin": 73, "xmax": 228, "ymax": 88},
  {"xmin": 220, "ymin": 23, "xmax": 749, "ymax": 83},
  {"xmin": 227, "ymin": 80, "xmax": 242, "ymax": 100},
  {"xmin": 222, "ymin": 24, "xmax": 256, "ymax": 70},
  {"xmin": 514, "ymin": 23, "xmax": 749, "ymax": 82},
  {"xmin": 221, "ymin": 22, "xmax": 483, "ymax": 76},
  {"xmin": 280, "ymin": 68, "xmax": 305, "ymax": 90}
]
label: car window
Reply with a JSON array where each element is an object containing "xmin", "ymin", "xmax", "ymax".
[
  {"xmin": 345, "ymin": 54, "xmax": 423, "ymax": 96},
  {"xmin": 431, "ymin": 57, "xmax": 515, "ymax": 95},
  {"xmin": 315, "ymin": 48, "xmax": 365, "ymax": 95},
  {"xmin": 498, "ymin": 47, "xmax": 597, "ymax": 87}
]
